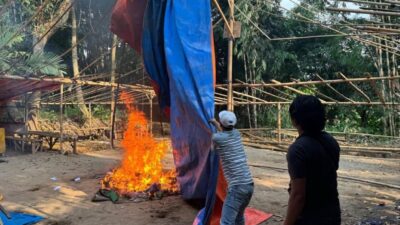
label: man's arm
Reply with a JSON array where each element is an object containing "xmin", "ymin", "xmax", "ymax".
[{"xmin": 283, "ymin": 178, "xmax": 306, "ymax": 225}]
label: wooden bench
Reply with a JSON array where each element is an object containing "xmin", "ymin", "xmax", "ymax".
[
  {"xmin": 6, "ymin": 136, "xmax": 43, "ymax": 154},
  {"xmin": 27, "ymin": 131, "xmax": 78, "ymax": 154}
]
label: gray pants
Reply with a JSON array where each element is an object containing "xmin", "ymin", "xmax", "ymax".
[{"xmin": 220, "ymin": 183, "xmax": 254, "ymax": 225}]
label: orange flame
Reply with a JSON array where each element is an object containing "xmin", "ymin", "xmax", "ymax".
[{"xmin": 102, "ymin": 92, "xmax": 178, "ymax": 194}]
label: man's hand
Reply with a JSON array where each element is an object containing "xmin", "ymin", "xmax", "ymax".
[{"xmin": 209, "ymin": 119, "xmax": 223, "ymax": 132}]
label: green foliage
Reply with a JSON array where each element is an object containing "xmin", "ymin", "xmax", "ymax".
[
  {"xmin": 64, "ymin": 105, "xmax": 85, "ymax": 124},
  {"xmin": 92, "ymin": 105, "xmax": 111, "ymax": 122},
  {"xmin": 325, "ymin": 106, "xmax": 386, "ymax": 134},
  {"xmin": 40, "ymin": 108, "xmax": 58, "ymax": 122},
  {"xmin": 0, "ymin": 11, "xmax": 66, "ymax": 76}
]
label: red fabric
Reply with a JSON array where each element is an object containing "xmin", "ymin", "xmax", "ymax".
[
  {"xmin": 110, "ymin": 0, "xmax": 148, "ymax": 53},
  {"xmin": 210, "ymin": 164, "xmax": 228, "ymax": 225},
  {"xmin": 0, "ymin": 78, "xmax": 59, "ymax": 104},
  {"xmin": 245, "ymin": 208, "xmax": 273, "ymax": 225}
]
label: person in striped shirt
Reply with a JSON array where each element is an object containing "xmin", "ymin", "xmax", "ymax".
[{"xmin": 209, "ymin": 110, "xmax": 254, "ymax": 225}]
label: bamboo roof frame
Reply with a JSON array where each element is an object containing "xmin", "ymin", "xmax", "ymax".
[
  {"xmin": 338, "ymin": 73, "xmax": 372, "ymax": 102},
  {"xmin": 1, "ymin": 0, "xmax": 399, "ymax": 109},
  {"xmin": 339, "ymin": 0, "xmax": 394, "ymax": 7},
  {"xmin": 326, "ymin": 7, "xmax": 400, "ymax": 17},
  {"xmin": 214, "ymin": 73, "xmax": 400, "ymax": 106}
]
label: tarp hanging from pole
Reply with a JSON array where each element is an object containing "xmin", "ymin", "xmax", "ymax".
[
  {"xmin": 163, "ymin": 0, "xmax": 215, "ymax": 200},
  {"xmin": 111, "ymin": 0, "xmax": 271, "ymax": 224}
]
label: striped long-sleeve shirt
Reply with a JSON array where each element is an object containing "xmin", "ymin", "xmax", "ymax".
[{"xmin": 212, "ymin": 129, "xmax": 253, "ymax": 187}]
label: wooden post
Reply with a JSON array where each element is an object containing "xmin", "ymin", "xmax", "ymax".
[
  {"xmin": 59, "ymin": 84, "xmax": 64, "ymax": 154},
  {"xmin": 277, "ymin": 103, "xmax": 282, "ymax": 144},
  {"xmin": 110, "ymin": 34, "xmax": 117, "ymax": 147},
  {"xmin": 110, "ymin": 85, "xmax": 119, "ymax": 149},
  {"xmin": 24, "ymin": 94, "xmax": 28, "ymax": 132},
  {"xmin": 88, "ymin": 103, "xmax": 92, "ymax": 131},
  {"xmin": 149, "ymin": 95, "xmax": 153, "ymax": 135},
  {"xmin": 227, "ymin": 0, "xmax": 235, "ymax": 111}
]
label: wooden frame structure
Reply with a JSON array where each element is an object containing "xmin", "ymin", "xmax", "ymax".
[{"xmin": 0, "ymin": 0, "xmax": 399, "ymax": 155}]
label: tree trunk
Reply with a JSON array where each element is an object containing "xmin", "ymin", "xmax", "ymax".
[
  {"xmin": 71, "ymin": 5, "xmax": 90, "ymax": 120},
  {"xmin": 27, "ymin": 37, "xmax": 48, "ymax": 131},
  {"xmin": 27, "ymin": 0, "xmax": 72, "ymax": 131}
]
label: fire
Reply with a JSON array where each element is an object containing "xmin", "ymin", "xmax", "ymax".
[{"xmin": 102, "ymin": 92, "xmax": 178, "ymax": 194}]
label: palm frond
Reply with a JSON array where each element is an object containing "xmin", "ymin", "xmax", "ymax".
[
  {"xmin": 24, "ymin": 52, "xmax": 66, "ymax": 76},
  {"xmin": 0, "ymin": 26, "xmax": 25, "ymax": 49}
]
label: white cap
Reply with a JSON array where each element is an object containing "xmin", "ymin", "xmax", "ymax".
[{"xmin": 218, "ymin": 110, "xmax": 237, "ymax": 128}]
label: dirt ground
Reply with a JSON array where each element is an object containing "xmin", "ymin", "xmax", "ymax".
[{"xmin": 0, "ymin": 145, "xmax": 399, "ymax": 225}]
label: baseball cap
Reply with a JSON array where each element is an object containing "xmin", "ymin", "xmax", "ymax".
[{"xmin": 218, "ymin": 110, "xmax": 237, "ymax": 128}]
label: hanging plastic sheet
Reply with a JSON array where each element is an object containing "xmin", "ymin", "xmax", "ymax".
[
  {"xmin": 142, "ymin": 0, "xmax": 170, "ymax": 116},
  {"xmin": 110, "ymin": 0, "xmax": 148, "ymax": 53},
  {"xmin": 163, "ymin": 0, "xmax": 215, "ymax": 199}
]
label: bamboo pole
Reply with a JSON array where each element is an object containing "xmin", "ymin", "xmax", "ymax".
[
  {"xmin": 215, "ymin": 101, "xmax": 400, "ymax": 106},
  {"xmin": 149, "ymin": 95, "xmax": 153, "ymax": 135},
  {"xmin": 88, "ymin": 103, "xmax": 92, "ymax": 132},
  {"xmin": 277, "ymin": 103, "xmax": 282, "ymax": 144},
  {"xmin": 211, "ymin": 0, "xmax": 234, "ymax": 37},
  {"xmin": 338, "ymin": 73, "xmax": 371, "ymax": 102},
  {"xmin": 236, "ymin": 79, "xmax": 290, "ymax": 101},
  {"xmin": 270, "ymin": 79, "xmax": 328, "ymax": 103},
  {"xmin": 354, "ymin": 26, "xmax": 400, "ymax": 33},
  {"xmin": 326, "ymin": 7, "xmax": 400, "ymax": 16},
  {"xmin": 0, "ymin": 75, "xmax": 153, "ymax": 93},
  {"xmin": 266, "ymin": 84, "xmax": 293, "ymax": 99},
  {"xmin": 339, "ymin": 0, "xmax": 392, "ymax": 6},
  {"xmin": 24, "ymin": 94, "xmax": 28, "ymax": 132},
  {"xmin": 384, "ymin": 0, "xmax": 400, "ymax": 5},
  {"xmin": 218, "ymin": 87, "xmax": 270, "ymax": 103},
  {"xmin": 214, "ymin": 75, "xmax": 400, "ymax": 88},
  {"xmin": 227, "ymin": 0, "xmax": 235, "ymax": 111},
  {"xmin": 59, "ymin": 84, "xmax": 64, "ymax": 154},
  {"xmin": 41, "ymin": 101, "xmax": 400, "ymax": 106},
  {"xmin": 110, "ymin": 35, "xmax": 117, "ymax": 145},
  {"xmin": 367, "ymin": 74, "xmax": 387, "ymax": 106},
  {"xmin": 278, "ymin": 1, "xmax": 400, "ymax": 55},
  {"xmin": 291, "ymin": 78, "xmax": 338, "ymax": 102},
  {"xmin": 110, "ymin": 84, "xmax": 119, "ymax": 149}
]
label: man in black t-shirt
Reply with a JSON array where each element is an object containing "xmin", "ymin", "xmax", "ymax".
[{"xmin": 283, "ymin": 95, "xmax": 341, "ymax": 225}]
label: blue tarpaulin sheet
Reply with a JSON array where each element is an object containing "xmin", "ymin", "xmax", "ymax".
[
  {"xmin": 142, "ymin": 0, "xmax": 216, "ymax": 200},
  {"xmin": 163, "ymin": 0, "xmax": 215, "ymax": 200},
  {"xmin": 0, "ymin": 211, "xmax": 44, "ymax": 225},
  {"xmin": 142, "ymin": 0, "xmax": 170, "ymax": 116}
]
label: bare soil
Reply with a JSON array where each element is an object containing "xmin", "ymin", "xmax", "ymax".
[{"xmin": 0, "ymin": 145, "xmax": 399, "ymax": 225}]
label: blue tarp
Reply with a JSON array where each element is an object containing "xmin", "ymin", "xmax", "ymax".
[
  {"xmin": 163, "ymin": 0, "xmax": 215, "ymax": 200},
  {"xmin": 0, "ymin": 211, "xmax": 44, "ymax": 225},
  {"xmin": 142, "ymin": 0, "xmax": 170, "ymax": 114}
]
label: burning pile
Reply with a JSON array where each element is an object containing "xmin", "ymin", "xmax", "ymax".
[{"xmin": 100, "ymin": 92, "xmax": 178, "ymax": 202}]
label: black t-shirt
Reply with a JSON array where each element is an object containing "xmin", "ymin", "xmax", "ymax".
[{"xmin": 287, "ymin": 131, "xmax": 341, "ymax": 221}]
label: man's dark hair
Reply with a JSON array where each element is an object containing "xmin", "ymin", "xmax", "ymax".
[{"xmin": 289, "ymin": 95, "xmax": 326, "ymax": 133}]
